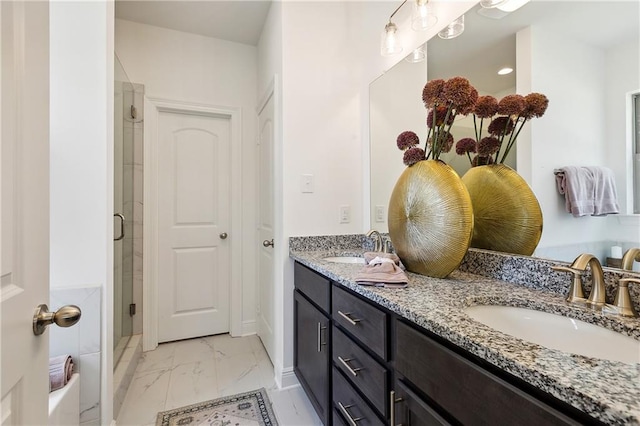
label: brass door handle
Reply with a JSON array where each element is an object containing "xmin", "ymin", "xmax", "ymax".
[
  {"xmin": 263, "ymin": 239, "xmax": 274, "ymax": 248},
  {"xmin": 33, "ymin": 304, "xmax": 81, "ymax": 336}
]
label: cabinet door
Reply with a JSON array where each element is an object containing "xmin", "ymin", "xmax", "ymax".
[
  {"xmin": 393, "ymin": 379, "xmax": 451, "ymax": 426},
  {"xmin": 294, "ymin": 290, "xmax": 330, "ymax": 424}
]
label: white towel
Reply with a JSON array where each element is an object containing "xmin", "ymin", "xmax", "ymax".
[
  {"xmin": 555, "ymin": 166, "xmax": 619, "ymax": 217},
  {"xmin": 49, "ymin": 355, "xmax": 74, "ymax": 392}
]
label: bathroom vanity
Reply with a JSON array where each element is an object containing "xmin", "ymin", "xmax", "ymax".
[{"xmin": 290, "ymin": 237, "xmax": 640, "ymax": 426}]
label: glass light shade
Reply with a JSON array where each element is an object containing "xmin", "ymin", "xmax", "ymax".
[
  {"xmin": 411, "ymin": 1, "xmax": 438, "ymax": 31},
  {"xmin": 480, "ymin": 0, "xmax": 509, "ymax": 8},
  {"xmin": 438, "ymin": 15, "xmax": 465, "ymax": 40},
  {"xmin": 405, "ymin": 48, "xmax": 426, "ymax": 63},
  {"xmin": 497, "ymin": 0, "xmax": 531, "ymax": 12},
  {"xmin": 380, "ymin": 22, "xmax": 403, "ymax": 56}
]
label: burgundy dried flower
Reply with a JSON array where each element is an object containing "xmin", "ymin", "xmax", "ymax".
[
  {"xmin": 522, "ymin": 93, "xmax": 549, "ymax": 119},
  {"xmin": 442, "ymin": 77, "xmax": 475, "ymax": 110},
  {"xmin": 497, "ymin": 94, "xmax": 526, "ymax": 116},
  {"xmin": 471, "ymin": 155, "xmax": 495, "ymax": 167},
  {"xmin": 457, "ymin": 87, "xmax": 478, "ymax": 115},
  {"xmin": 427, "ymin": 106, "xmax": 454, "ymax": 128},
  {"xmin": 474, "ymin": 95, "xmax": 499, "ymax": 118},
  {"xmin": 397, "ymin": 131, "xmax": 420, "ymax": 150},
  {"xmin": 477, "ymin": 136, "xmax": 501, "ymax": 156},
  {"xmin": 422, "ymin": 79, "xmax": 445, "ymax": 108},
  {"xmin": 403, "ymin": 147, "xmax": 426, "ymax": 166},
  {"xmin": 455, "ymin": 138, "xmax": 477, "ymax": 155},
  {"xmin": 441, "ymin": 133, "xmax": 455, "ymax": 153},
  {"xmin": 487, "ymin": 116, "xmax": 515, "ymax": 136}
]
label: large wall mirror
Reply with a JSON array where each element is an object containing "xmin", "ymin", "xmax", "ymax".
[{"xmin": 370, "ymin": 0, "xmax": 640, "ymax": 270}]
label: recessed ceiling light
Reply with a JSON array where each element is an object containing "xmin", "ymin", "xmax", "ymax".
[{"xmin": 498, "ymin": 67, "xmax": 513, "ymax": 75}]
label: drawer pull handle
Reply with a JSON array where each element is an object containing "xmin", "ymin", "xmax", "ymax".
[
  {"xmin": 317, "ymin": 322, "xmax": 327, "ymax": 352},
  {"xmin": 338, "ymin": 356, "xmax": 362, "ymax": 376},
  {"xmin": 338, "ymin": 310, "xmax": 361, "ymax": 326},
  {"xmin": 390, "ymin": 390, "xmax": 404, "ymax": 426},
  {"xmin": 338, "ymin": 402, "xmax": 363, "ymax": 425}
]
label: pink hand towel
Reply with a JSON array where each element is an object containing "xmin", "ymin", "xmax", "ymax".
[
  {"xmin": 555, "ymin": 166, "xmax": 619, "ymax": 217},
  {"xmin": 49, "ymin": 355, "xmax": 74, "ymax": 392},
  {"xmin": 355, "ymin": 256, "xmax": 408, "ymax": 288}
]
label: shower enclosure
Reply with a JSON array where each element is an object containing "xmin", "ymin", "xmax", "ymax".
[{"xmin": 113, "ymin": 55, "xmax": 142, "ymax": 366}]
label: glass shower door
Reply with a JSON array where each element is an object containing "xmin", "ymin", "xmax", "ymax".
[{"xmin": 114, "ymin": 54, "xmax": 134, "ymax": 366}]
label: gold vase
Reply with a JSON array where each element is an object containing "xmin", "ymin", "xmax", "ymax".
[
  {"xmin": 461, "ymin": 164, "xmax": 542, "ymax": 256},
  {"xmin": 388, "ymin": 160, "xmax": 474, "ymax": 278}
]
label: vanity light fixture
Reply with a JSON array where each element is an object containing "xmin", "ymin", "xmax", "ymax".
[
  {"xmin": 411, "ymin": 0, "xmax": 438, "ymax": 31},
  {"xmin": 497, "ymin": 67, "xmax": 513, "ymax": 75},
  {"xmin": 380, "ymin": 0, "xmax": 408, "ymax": 56},
  {"xmin": 437, "ymin": 15, "xmax": 465, "ymax": 39},
  {"xmin": 479, "ymin": 0, "xmax": 509, "ymax": 8},
  {"xmin": 405, "ymin": 47, "xmax": 426, "ymax": 63}
]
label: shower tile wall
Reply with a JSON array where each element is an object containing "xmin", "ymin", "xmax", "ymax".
[
  {"xmin": 49, "ymin": 286, "xmax": 102, "ymax": 424},
  {"xmin": 123, "ymin": 82, "xmax": 144, "ymax": 335}
]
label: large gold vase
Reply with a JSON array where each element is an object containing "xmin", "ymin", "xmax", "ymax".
[
  {"xmin": 388, "ymin": 160, "xmax": 474, "ymax": 278},
  {"xmin": 461, "ymin": 164, "xmax": 542, "ymax": 255}
]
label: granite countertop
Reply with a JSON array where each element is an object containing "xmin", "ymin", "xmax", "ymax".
[{"xmin": 290, "ymin": 248, "xmax": 640, "ymax": 425}]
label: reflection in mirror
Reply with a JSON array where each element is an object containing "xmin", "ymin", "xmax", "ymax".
[{"xmin": 369, "ymin": 1, "xmax": 640, "ymax": 270}]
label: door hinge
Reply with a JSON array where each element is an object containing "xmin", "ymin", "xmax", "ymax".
[{"xmin": 129, "ymin": 303, "xmax": 136, "ymax": 316}]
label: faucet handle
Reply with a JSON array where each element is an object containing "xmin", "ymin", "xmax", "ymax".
[
  {"xmin": 613, "ymin": 278, "xmax": 640, "ymax": 317},
  {"xmin": 551, "ymin": 265, "xmax": 585, "ymax": 303}
]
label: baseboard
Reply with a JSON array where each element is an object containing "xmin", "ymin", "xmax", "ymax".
[
  {"xmin": 240, "ymin": 320, "xmax": 256, "ymax": 336},
  {"xmin": 275, "ymin": 365, "xmax": 299, "ymax": 389}
]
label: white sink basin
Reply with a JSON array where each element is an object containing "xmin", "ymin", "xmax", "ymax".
[
  {"xmin": 322, "ymin": 256, "xmax": 365, "ymax": 264},
  {"xmin": 465, "ymin": 305, "xmax": 640, "ymax": 364}
]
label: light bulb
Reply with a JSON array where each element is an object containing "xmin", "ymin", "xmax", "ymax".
[
  {"xmin": 411, "ymin": 0, "xmax": 437, "ymax": 31},
  {"xmin": 380, "ymin": 22, "xmax": 403, "ymax": 56},
  {"xmin": 437, "ymin": 15, "xmax": 464, "ymax": 40},
  {"xmin": 405, "ymin": 48, "xmax": 426, "ymax": 63}
]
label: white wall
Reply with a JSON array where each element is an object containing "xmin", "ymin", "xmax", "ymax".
[
  {"xmin": 49, "ymin": 1, "xmax": 114, "ymax": 423},
  {"xmin": 521, "ymin": 25, "xmax": 610, "ymax": 250},
  {"xmin": 115, "ymin": 19, "xmax": 259, "ymax": 334}
]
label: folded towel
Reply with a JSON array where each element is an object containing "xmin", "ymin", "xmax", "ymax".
[
  {"xmin": 355, "ymin": 254, "xmax": 408, "ymax": 288},
  {"xmin": 555, "ymin": 166, "xmax": 619, "ymax": 217},
  {"xmin": 49, "ymin": 355, "xmax": 74, "ymax": 392},
  {"xmin": 363, "ymin": 252, "xmax": 405, "ymax": 269}
]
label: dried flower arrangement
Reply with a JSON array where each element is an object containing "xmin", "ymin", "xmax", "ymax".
[
  {"xmin": 396, "ymin": 77, "xmax": 478, "ymax": 166},
  {"xmin": 396, "ymin": 76, "xmax": 549, "ymax": 168},
  {"xmin": 456, "ymin": 92, "xmax": 549, "ymax": 166}
]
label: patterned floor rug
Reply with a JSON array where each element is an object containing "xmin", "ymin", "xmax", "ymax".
[{"xmin": 155, "ymin": 388, "xmax": 279, "ymax": 426}]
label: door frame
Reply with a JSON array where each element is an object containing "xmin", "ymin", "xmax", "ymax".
[{"xmin": 143, "ymin": 97, "xmax": 243, "ymax": 351}]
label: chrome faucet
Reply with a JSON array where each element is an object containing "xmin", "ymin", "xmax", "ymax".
[
  {"xmin": 366, "ymin": 229, "xmax": 384, "ymax": 252},
  {"xmin": 552, "ymin": 253, "xmax": 606, "ymax": 308},
  {"xmin": 621, "ymin": 248, "xmax": 640, "ymax": 271}
]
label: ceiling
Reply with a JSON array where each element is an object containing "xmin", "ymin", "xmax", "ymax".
[
  {"xmin": 115, "ymin": 0, "xmax": 272, "ymax": 46},
  {"xmin": 427, "ymin": 0, "xmax": 640, "ymax": 94}
]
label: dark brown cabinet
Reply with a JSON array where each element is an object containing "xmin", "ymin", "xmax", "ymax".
[
  {"xmin": 294, "ymin": 263, "xmax": 332, "ymax": 425},
  {"xmin": 293, "ymin": 261, "xmax": 601, "ymax": 426}
]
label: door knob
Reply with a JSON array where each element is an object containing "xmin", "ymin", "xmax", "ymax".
[
  {"xmin": 33, "ymin": 304, "xmax": 82, "ymax": 336},
  {"xmin": 263, "ymin": 239, "xmax": 274, "ymax": 248},
  {"xmin": 220, "ymin": 232, "xmax": 228, "ymax": 239}
]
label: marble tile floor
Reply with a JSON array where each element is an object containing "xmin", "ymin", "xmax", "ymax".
[{"xmin": 116, "ymin": 333, "xmax": 321, "ymax": 426}]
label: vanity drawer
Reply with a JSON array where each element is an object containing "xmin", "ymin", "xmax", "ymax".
[
  {"xmin": 333, "ymin": 326, "xmax": 388, "ymax": 416},
  {"xmin": 294, "ymin": 262, "xmax": 331, "ymax": 313},
  {"xmin": 332, "ymin": 285, "xmax": 388, "ymax": 360},
  {"xmin": 395, "ymin": 320, "xmax": 581, "ymax": 426},
  {"xmin": 333, "ymin": 367, "xmax": 384, "ymax": 426}
]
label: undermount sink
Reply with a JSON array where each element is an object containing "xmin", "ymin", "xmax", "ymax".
[
  {"xmin": 465, "ymin": 305, "xmax": 640, "ymax": 364},
  {"xmin": 322, "ymin": 256, "xmax": 365, "ymax": 264}
]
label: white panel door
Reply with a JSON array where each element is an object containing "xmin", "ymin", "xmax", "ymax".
[
  {"xmin": 257, "ymin": 92, "xmax": 275, "ymax": 361},
  {"xmin": 1, "ymin": 2, "xmax": 50, "ymax": 424},
  {"xmin": 158, "ymin": 111, "xmax": 231, "ymax": 342}
]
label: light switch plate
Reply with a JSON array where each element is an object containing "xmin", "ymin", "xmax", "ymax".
[
  {"xmin": 340, "ymin": 205, "xmax": 351, "ymax": 223},
  {"xmin": 375, "ymin": 205, "xmax": 385, "ymax": 223},
  {"xmin": 301, "ymin": 174, "xmax": 314, "ymax": 193}
]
